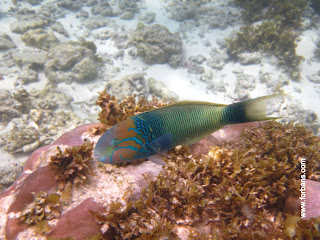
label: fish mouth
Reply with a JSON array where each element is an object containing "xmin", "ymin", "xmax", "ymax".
[{"xmin": 93, "ymin": 151, "xmax": 109, "ymax": 163}]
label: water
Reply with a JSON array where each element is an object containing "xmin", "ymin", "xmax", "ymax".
[{"xmin": 0, "ymin": 0, "xmax": 320, "ymax": 238}]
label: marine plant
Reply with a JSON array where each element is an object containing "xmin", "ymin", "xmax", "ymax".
[
  {"xmin": 96, "ymin": 89, "xmax": 169, "ymax": 130},
  {"xmin": 98, "ymin": 121, "xmax": 320, "ymax": 239},
  {"xmin": 18, "ymin": 191, "xmax": 61, "ymax": 235},
  {"xmin": 314, "ymin": 39, "xmax": 320, "ymax": 60},
  {"xmin": 49, "ymin": 140, "xmax": 94, "ymax": 202},
  {"xmin": 311, "ymin": 0, "xmax": 320, "ymax": 14},
  {"xmin": 234, "ymin": 0, "xmax": 307, "ymax": 27},
  {"xmin": 225, "ymin": 21, "xmax": 303, "ymax": 80},
  {"xmin": 227, "ymin": 0, "xmax": 307, "ymax": 80}
]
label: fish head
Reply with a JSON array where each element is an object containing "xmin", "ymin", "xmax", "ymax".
[
  {"xmin": 94, "ymin": 126, "xmax": 118, "ymax": 164},
  {"xmin": 94, "ymin": 119, "xmax": 146, "ymax": 164}
]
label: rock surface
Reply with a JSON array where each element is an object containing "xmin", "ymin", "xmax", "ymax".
[
  {"xmin": 44, "ymin": 42, "xmax": 98, "ymax": 83},
  {"xmin": 105, "ymin": 73, "xmax": 178, "ymax": 101},
  {"xmin": 12, "ymin": 50, "xmax": 46, "ymax": 70},
  {"xmin": 21, "ymin": 29, "xmax": 59, "ymax": 50},
  {"xmin": 105, "ymin": 73, "xmax": 150, "ymax": 101},
  {"xmin": 132, "ymin": 24, "xmax": 183, "ymax": 68},
  {"xmin": 10, "ymin": 15, "xmax": 50, "ymax": 34},
  {"xmin": 0, "ymin": 34, "xmax": 16, "ymax": 50},
  {"xmin": 0, "ymin": 86, "xmax": 81, "ymax": 154}
]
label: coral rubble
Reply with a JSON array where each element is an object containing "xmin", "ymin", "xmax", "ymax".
[
  {"xmin": 131, "ymin": 23, "xmax": 183, "ymax": 68},
  {"xmin": 44, "ymin": 42, "xmax": 98, "ymax": 83},
  {"xmin": 0, "ymin": 33, "xmax": 16, "ymax": 50},
  {"xmin": 21, "ymin": 28, "xmax": 59, "ymax": 50},
  {"xmin": 0, "ymin": 86, "xmax": 81, "ymax": 153},
  {"xmin": 104, "ymin": 73, "xmax": 178, "ymax": 102}
]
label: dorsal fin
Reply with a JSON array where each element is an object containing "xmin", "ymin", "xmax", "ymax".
[
  {"xmin": 172, "ymin": 101, "xmax": 227, "ymax": 107},
  {"xmin": 133, "ymin": 100, "xmax": 227, "ymax": 117}
]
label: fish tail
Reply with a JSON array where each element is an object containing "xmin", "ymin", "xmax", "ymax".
[{"xmin": 225, "ymin": 94, "xmax": 285, "ymax": 123}]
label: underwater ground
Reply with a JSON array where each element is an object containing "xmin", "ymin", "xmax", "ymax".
[{"xmin": 0, "ymin": 0, "xmax": 320, "ymax": 239}]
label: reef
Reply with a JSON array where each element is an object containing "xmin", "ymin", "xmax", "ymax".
[
  {"xmin": 131, "ymin": 23, "xmax": 183, "ymax": 68},
  {"xmin": 1, "ymin": 123, "xmax": 102, "ymax": 239},
  {"xmin": 17, "ymin": 191, "xmax": 62, "ymax": 235},
  {"xmin": 0, "ymin": 150, "xmax": 25, "ymax": 192},
  {"xmin": 10, "ymin": 14, "xmax": 50, "ymax": 34},
  {"xmin": 0, "ymin": 86, "xmax": 82, "ymax": 192},
  {"xmin": 44, "ymin": 41, "xmax": 99, "ymax": 83},
  {"xmin": 104, "ymin": 73, "xmax": 151, "ymax": 101},
  {"xmin": 12, "ymin": 50, "xmax": 46, "ymax": 71}
]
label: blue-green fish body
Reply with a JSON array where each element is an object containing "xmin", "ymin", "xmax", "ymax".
[{"xmin": 94, "ymin": 95, "xmax": 280, "ymax": 164}]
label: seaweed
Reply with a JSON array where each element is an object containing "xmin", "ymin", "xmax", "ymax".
[
  {"xmin": 99, "ymin": 121, "xmax": 320, "ymax": 239},
  {"xmin": 96, "ymin": 90, "xmax": 170, "ymax": 131},
  {"xmin": 234, "ymin": 0, "xmax": 269, "ymax": 23},
  {"xmin": 18, "ymin": 191, "xmax": 61, "ymax": 235},
  {"xmin": 311, "ymin": 0, "xmax": 320, "ymax": 14},
  {"xmin": 314, "ymin": 39, "xmax": 320, "ymax": 60},
  {"xmin": 49, "ymin": 140, "xmax": 94, "ymax": 202},
  {"xmin": 235, "ymin": 0, "xmax": 307, "ymax": 28},
  {"xmin": 228, "ymin": 0, "xmax": 307, "ymax": 80},
  {"xmin": 225, "ymin": 21, "xmax": 303, "ymax": 80}
]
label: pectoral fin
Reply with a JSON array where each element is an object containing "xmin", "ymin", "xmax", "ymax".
[
  {"xmin": 148, "ymin": 154, "xmax": 166, "ymax": 165},
  {"xmin": 146, "ymin": 134, "xmax": 173, "ymax": 154}
]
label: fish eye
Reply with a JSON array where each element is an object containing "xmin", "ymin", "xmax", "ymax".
[{"xmin": 111, "ymin": 138, "xmax": 118, "ymax": 146}]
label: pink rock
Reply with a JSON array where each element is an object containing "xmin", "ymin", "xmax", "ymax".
[
  {"xmin": 24, "ymin": 123, "xmax": 102, "ymax": 172},
  {"xmin": 1, "ymin": 123, "xmax": 101, "ymax": 239},
  {"xmin": 0, "ymin": 123, "xmax": 102, "ymax": 199},
  {"xmin": 48, "ymin": 197, "xmax": 106, "ymax": 240},
  {"xmin": 8, "ymin": 166, "xmax": 58, "ymax": 213},
  {"xmin": 4, "ymin": 218, "xmax": 26, "ymax": 240},
  {"xmin": 5, "ymin": 166, "xmax": 59, "ymax": 239},
  {"xmin": 284, "ymin": 179, "xmax": 320, "ymax": 220},
  {"xmin": 190, "ymin": 122, "xmax": 260, "ymax": 155},
  {"xmin": 304, "ymin": 179, "xmax": 320, "ymax": 219}
]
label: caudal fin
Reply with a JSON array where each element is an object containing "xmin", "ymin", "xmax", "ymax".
[{"xmin": 226, "ymin": 94, "xmax": 285, "ymax": 123}]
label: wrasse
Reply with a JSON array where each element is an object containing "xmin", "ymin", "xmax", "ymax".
[{"xmin": 94, "ymin": 95, "xmax": 282, "ymax": 165}]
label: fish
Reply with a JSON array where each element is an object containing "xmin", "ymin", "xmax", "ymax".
[{"xmin": 94, "ymin": 94, "xmax": 282, "ymax": 165}]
